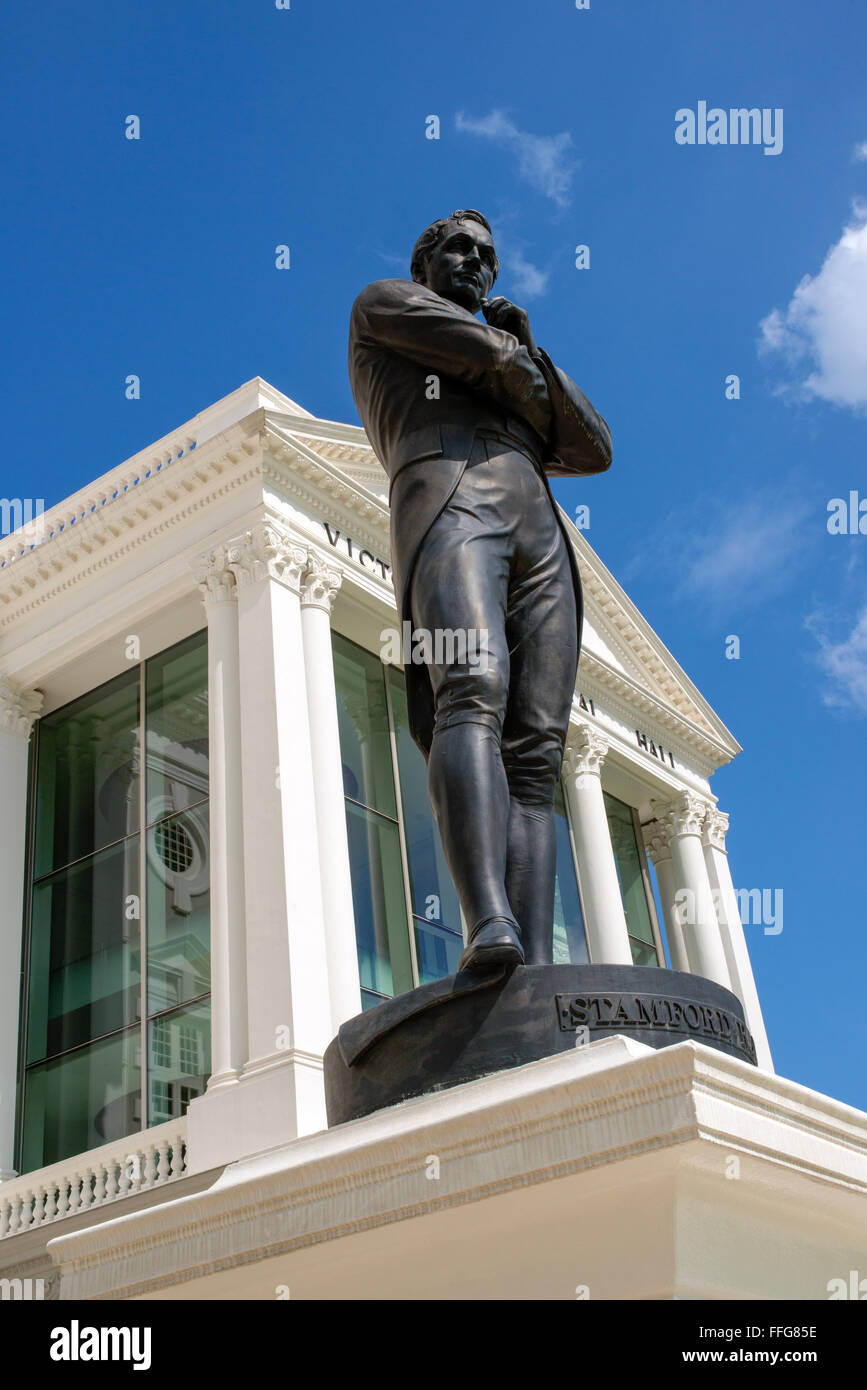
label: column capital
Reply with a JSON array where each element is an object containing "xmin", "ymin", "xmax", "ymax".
[
  {"xmin": 224, "ymin": 521, "xmax": 308, "ymax": 593},
  {"xmin": 0, "ymin": 675, "xmax": 43, "ymax": 740},
  {"xmin": 192, "ymin": 547, "xmax": 236, "ymax": 605},
  {"xmin": 300, "ymin": 553, "xmax": 343, "ymax": 613},
  {"xmin": 652, "ymin": 790, "xmax": 713, "ymax": 840},
  {"xmin": 702, "ymin": 806, "xmax": 730, "ymax": 853},
  {"xmin": 563, "ymin": 721, "xmax": 609, "ymax": 778},
  {"xmin": 641, "ymin": 819, "xmax": 672, "ymax": 865}
]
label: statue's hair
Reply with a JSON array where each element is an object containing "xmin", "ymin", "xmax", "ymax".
[{"xmin": 410, "ymin": 209, "xmax": 499, "ymax": 286}]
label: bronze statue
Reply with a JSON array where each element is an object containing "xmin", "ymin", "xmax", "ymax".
[{"xmin": 348, "ymin": 210, "xmax": 612, "ymax": 973}]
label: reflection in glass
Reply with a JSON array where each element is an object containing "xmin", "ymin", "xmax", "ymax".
[
  {"xmin": 604, "ymin": 792, "xmax": 660, "ymax": 966},
  {"xmin": 553, "ymin": 780, "xmax": 588, "ymax": 964},
  {"xmin": 415, "ymin": 919, "xmax": 463, "ymax": 984},
  {"xmin": 345, "ymin": 801, "xmax": 413, "ymax": 998},
  {"xmin": 147, "ymin": 807, "xmax": 210, "ymax": 1015},
  {"xmin": 361, "ymin": 989, "xmax": 390, "ymax": 1013},
  {"xmin": 333, "ymin": 634, "xmax": 397, "ymax": 817},
  {"xmin": 34, "ymin": 669, "xmax": 140, "ymax": 878},
  {"xmin": 147, "ymin": 1001, "xmax": 211, "ymax": 1126},
  {"xmin": 21, "ymin": 630, "xmax": 212, "ymax": 1174},
  {"xmin": 27, "ymin": 840, "xmax": 141, "ymax": 1065},
  {"xmin": 145, "ymin": 630, "xmax": 209, "ymax": 825},
  {"xmin": 390, "ymin": 678, "xmax": 461, "ymax": 932},
  {"xmin": 21, "ymin": 1028, "xmax": 141, "ymax": 1172}
]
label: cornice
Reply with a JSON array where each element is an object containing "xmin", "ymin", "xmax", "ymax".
[
  {"xmin": 0, "ymin": 429, "xmax": 263, "ymax": 631},
  {"xmin": 576, "ymin": 651, "xmax": 733, "ymax": 774},
  {"xmin": 262, "ymin": 429, "xmax": 391, "ymax": 556}
]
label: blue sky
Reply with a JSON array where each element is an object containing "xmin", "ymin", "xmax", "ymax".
[{"xmin": 1, "ymin": 0, "xmax": 865, "ymax": 1106}]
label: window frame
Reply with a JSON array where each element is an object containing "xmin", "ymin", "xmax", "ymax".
[
  {"xmin": 629, "ymin": 804, "xmax": 666, "ymax": 967},
  {"xmin": 15, "ymin": 630, "xmax": 211, "ymax": 1172}
]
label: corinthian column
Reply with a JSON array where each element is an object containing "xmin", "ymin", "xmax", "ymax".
[
  {"xmin": 561, "ymin": 723, "xmax": 632, "ymax": 965},
  {"xmin": 642, "ymin": 821, "xmax": 691, "ymax": 973},
  {"xmin": 0, "ymin": 676, "xmax": 42, "ymax": 1181},
  {"xmin": 191, "ymin": 547, "xmax": 247, "ymax": 1090},
  {"xmin": 186, "ymin": 520, "xmax": 335, "ymax": 1171},
  {"xmin": 300, "ymin": 553, "xmax": 360, "ymax": 1030},
  {"xmin": 653, "ymin": 792, "xmax": 731, "ymax": 989},
  {"xmin": 702, "ymin": 808, "xmax": 774, "ymax": 1071},
  {"xmin": 228, "ymin": 522, "xmax": 330, "ymax": 1110}
]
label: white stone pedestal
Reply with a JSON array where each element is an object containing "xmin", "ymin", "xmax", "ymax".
[{"xmin": 47, "ymin": 1038, "xmax": 867, "ymax": 1301}]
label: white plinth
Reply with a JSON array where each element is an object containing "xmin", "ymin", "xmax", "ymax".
[{"xmin": 47, "ymin": 1037, "xmax": 867, "ymax": 1301}]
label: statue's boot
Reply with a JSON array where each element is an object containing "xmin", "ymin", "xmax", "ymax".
[
  {"xmin": 458, "ymin": 915, "xmax": 524, "ymax": 972},
  {"xmin": 426, "ymin": 721, "xmax": 524, "ymax": 971},
  {"xmin": 505, "ymin": 796, "xmax": 557, "ymax": 965}
]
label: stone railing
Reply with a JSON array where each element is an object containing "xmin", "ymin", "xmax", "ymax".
[{"xmin": 0, "ymin": 1118, "xmax": 188, "ymax": 1239}]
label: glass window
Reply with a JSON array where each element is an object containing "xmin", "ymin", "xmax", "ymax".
[
  {"xmin": 333, "ymin": 632, "xmax": 588, "ymax": 1005},
  {"xmin": 19, "ymin": 630, "xmax": 211, "ymax": 1172},
  {"xmin": 553, "ymin": 782, "xmax": 589, "ymax": 964},
  {"xmin": 34, "ymin": 668, "xmax": 140, "ymax": 879},
  {"xmin": 333, "ymin": 638, "xmax": 397, "ymax": 817},
  {"xmin": 146, "ymin": 632, "xmax": 210, "ymax": 821},
  {"xmin": 147, "ymin": 807, "xmax": 211, "ymax": 1014},
  {"xmin": 146, "ymin": 1001, "xmax": 210, "ymax": 1127},
  {"xmin": 604, "ymin": 792, "xmax": 661, "ymax": 966},
  {"xmin": 345, "ymin": 802, "xmax": 414, "ymax": 998},
  {"xmin": 334, "ymin": 634, "xmax": 413, "ymax": 1008},
  {"xmin": 26, "ymin": 839, "xmax": 141, "ymax": 1065},
  {"xmin": 20, "ymin": 1028, "xmax": 141, "ymax": 1175},
  {"xmin": 390, "ymin": 680, "xmax": 462, "ymax": 934}
]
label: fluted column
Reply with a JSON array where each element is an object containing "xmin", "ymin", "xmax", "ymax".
[
  {"xmin": 192, "ymin": 548, "xmax": 248, "ymax": 1089},
  {"xmin": 562, "ymin": 724, "xmax": 632, "ymax": 965},
  {"xmin": 702, "ymin": 809, "xmax": 774, "ymax": 1071},
  {"xmin": 0, "ymin": 676, "xmax": 42, "ymax": 1181},
  {"xmin": 653, "ymin": 793, "xmax": 731, "ymax": 989},
  {"xmin": 642, "ymin": 821, "xmax": 691, "ymax": 973},
  {"xmin": 300, "ymin": 553, "xmax": 361, "ymax": 1031},
  {"xmin": 228, "ymin": 522, "xmax": 330, "ymax": 1109}
]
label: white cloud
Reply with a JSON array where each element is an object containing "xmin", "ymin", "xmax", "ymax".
[
  {"xmin": 375, "ymin": 249, "xmax": 407, "ymax": 271},
  {"xmin": 625, "ymin": 485, "xmax": 813, "ymax": 616},
  {"xmin": 853, "ymin": 141, "xmax": 867, "ymax": 162},
  {"xmin": 758, "ymin": 203, "xmax": 867, "ymax": 411},
  {"xmin": 500, "ymin": 249, "xmax": 549, "ymax": 300},
  {"xmin": 678, "ymin": 493, "xmax": 811, "ymax": 608},
  {"xmin": 455, "ymin": 110, "xmax": 577, "ymax": 207},
  {"xmin": 807, "ymin": 606, "xmax": 867, "ymax": 715}
]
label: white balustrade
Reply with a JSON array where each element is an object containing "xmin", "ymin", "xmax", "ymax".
[{"xmin": 0, "ymin": 1119, "xmax": 188, "ymax": 1240}]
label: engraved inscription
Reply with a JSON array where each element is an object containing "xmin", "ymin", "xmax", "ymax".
[{"xmin": 556, "ymin": 992, "xmax": 757, "ymax": 1065}]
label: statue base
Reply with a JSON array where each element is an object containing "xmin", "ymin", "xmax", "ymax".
[{"xmin": 323, "ymin": 963, "xmax": 757, "ymax": 1127}]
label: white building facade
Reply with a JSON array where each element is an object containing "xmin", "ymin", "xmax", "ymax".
[{"xmin": 0, "ymin": 380, "xmax": 864, "ymax": 1301}]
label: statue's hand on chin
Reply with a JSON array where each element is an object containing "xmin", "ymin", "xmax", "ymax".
[{"xmin": 481, "ymin": 297, "xmax": 537, "ymax": 354}]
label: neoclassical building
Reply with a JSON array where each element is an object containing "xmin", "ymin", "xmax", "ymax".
[{"xmin": 1, "ymin": 380, "xmax": 864, "ymax": 1300}]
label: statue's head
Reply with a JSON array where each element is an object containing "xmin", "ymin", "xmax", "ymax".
[{"xmin": 411, "ymin": 209, "xmax": 499, "ymax": 314}]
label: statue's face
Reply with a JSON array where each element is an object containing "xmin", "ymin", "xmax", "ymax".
[{"xmin": 423, "ymin": 221, "xmax": 496, "ymax": 313}]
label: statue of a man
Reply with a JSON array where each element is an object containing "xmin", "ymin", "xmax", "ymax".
[{"xmin": 348, "ymin": 209, "xmax": 612, "ymax": 973}]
